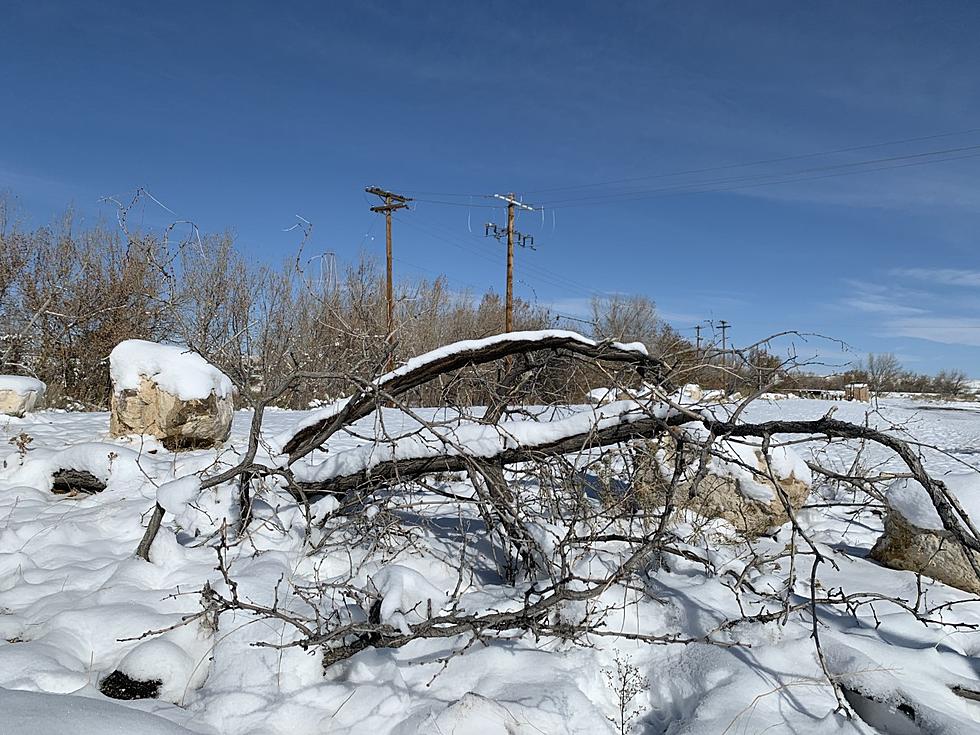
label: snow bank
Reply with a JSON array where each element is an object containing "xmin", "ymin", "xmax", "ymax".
[
  {"xmin": 0, "ymin": 376, "xmax": 46, "ymax": 397},
  {"xmin": 110, "ymin": 340, "xmax": 233, "ymax": 401},
  {"xmin": 6, "ymin": 442, "xmax": 165, "ymax": 495},
  {"xmin": 884, "ymin": 473, "xmax": 980, "ymax": 531},
  {"xmin": 0, "ymin": 687, "xmax": 197, "ymax": 734}
]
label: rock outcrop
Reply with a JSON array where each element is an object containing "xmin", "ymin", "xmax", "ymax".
[
  {"xmin": 109, "ymin": 340, "xmax": 233, "ymax": 449},
  {"xmin": 0, "ymin": 376, "xmax": 46, "ymax": 417}
]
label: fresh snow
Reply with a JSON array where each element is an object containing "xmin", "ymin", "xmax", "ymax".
[
  {"xmin": 1, "ymin": 687, "xmax": 198, "ymax": 734},
  {"xmin": 885, "ymin": 472, "xmax": 980, "ymax": 531},
  {"xmin": 110, "ymin": 340, "xmax": 233, "ymax": 400},
  {"xmin": 0, "ymin": 376, "xmax": 46, "ymax": 397},
  {"xmin": 2, "ymin": 397, "xmax": 980, "ymax": 733}
]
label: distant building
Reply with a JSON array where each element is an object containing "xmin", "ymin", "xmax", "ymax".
[{"xmin": 844, "ymin": 383, "xmax": 870, "ymax": 402}]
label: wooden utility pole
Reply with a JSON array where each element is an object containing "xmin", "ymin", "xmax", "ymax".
[
  {"xmin": 695, "ymin": 324, "xmax": 702, "ymax": 354},
  {"xmin": 719, "ymin": 320, "xmax": 731, "ymax": 392},
  {"xmin": 485, "ymin": 193, "xmax": 535, "ymax": 332},
  {"xmin": 366, "ymin": 187, "xmax": 412, "ymax": 368},
  {"xmin": 719, "ymin": 320, "xmax": 730, "ymax": 366}
]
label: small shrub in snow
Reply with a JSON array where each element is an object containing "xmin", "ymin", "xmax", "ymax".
[{"xmin": 604, "ymin": 653, "xmax": 650, "ymax": 735}]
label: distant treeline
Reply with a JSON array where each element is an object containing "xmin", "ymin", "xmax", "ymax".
[{"xmin": 0, "ymin": 200, "xmax": 969, "ymax": 407}]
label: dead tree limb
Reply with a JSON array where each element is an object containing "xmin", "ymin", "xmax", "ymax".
[{"xmin": 283, "ymin": 332, "xmax": 666, "ymax": 462}]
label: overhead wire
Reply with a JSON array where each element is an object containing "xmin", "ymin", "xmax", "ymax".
[
  {"xmin": 533, "ymin": 142, "xmax": 980, "ymax": 208},
  {"xmin": 405, "ymin": 209, "xmax": 601, "ymax": 296},
  {"xmin": 395, "ymin": 127, "xmax": 980, "ymax": 211},
  {"xmin": 393, "ymin": 211, "xmax": 601, "ymax": 299},
  {"xmin": 522, "ymin": 125, "xmax": 980, "ymax": 195}
]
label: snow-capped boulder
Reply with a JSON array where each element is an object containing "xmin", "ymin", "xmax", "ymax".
[
  {"xmin": 109, "ymin": 340, "xmax": 234, "ymax": 449},
  {"xmin": 870, "ymin": 475, "xmax": 980, "ymax": 594},
  {"xmin": 639, "ymin": 436, "xmax": 812, "ymax": 535},
  {"xmin": 0, "ymin": 376, "xmax": 45, "ymax": 417}
]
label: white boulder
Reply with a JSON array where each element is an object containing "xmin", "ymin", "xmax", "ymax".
[
  {"xmin": 0, "ymin": 376, "xmax": 46, "ymax": 417},
  {"xmin": 109, "ymin": 340, "xmax": 234, "ymax": 449}
]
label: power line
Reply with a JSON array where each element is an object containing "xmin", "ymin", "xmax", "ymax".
[
  {"xmin": 396, "ymin": 127, "xmax": 980, "ymax": 212},
  {"xmin": 395, "ymin": 211, "xmax": 600, "ymax": 298},
  {"xmin": 534, "ymin": 142, "xmax": 980, "ymax": 207},
  {"xmin": 522, "ymin": 125, "xmax": 980, "ymax": 196}
]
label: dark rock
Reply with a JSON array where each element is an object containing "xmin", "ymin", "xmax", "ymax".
[{"xmin": 99, "ymin": 670, "xmax": 162, "ymax": 700}]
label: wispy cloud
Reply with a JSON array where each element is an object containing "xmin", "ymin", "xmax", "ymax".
[
  {"xmin": 891, "ymin": 268, "xmax": 980, "ymax": 288},
  {"xmin": 840, "ymin": 294, "xmax": 926, "ymax": 316},
  {"xmin": 886, "ymin": 317, "xmax": 980, "ymax": 347}
]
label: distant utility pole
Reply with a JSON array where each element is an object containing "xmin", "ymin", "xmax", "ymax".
[
  {"xmin": 366, "ymin": 187, "xmax": 412, "ymax": 367},
  {"xmin": 719, "ymin": 320, "xmax": 730, "ymax": 364},
  {"xmin": 719, "ymin": 320, "xmax": 731, "ymax": 390},
  {"xmin": 485, "ymin": 193, "xmax": 535, "ymax": 332},
  {"xmin": 695, "ymin": 324, "xmax": 702, "ymax": 354}
]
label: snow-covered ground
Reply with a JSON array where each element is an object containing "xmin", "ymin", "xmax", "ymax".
[{"xmin": 2, "ymin": 398, "xmax": 980, "ymax": 734}]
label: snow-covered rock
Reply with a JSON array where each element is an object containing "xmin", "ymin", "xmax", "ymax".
[
  {"xmin": 0, "ymin": 375, "xmax": 45, "ymax": 417},
  {"xmin": 871, "ymin": 475, "xmax": 980, "ymax": 594},
  {"xmin": 109, "ymin": 340, "xmax": 233, "ymax": 449},
  {"xmin": 638, "ymin": 436, "xmax": 812, "ymax": 535}
]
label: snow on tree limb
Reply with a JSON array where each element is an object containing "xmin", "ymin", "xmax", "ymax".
[{"xmin": 280, "ymin": 330, "xmax": 665, "ymax": 461}]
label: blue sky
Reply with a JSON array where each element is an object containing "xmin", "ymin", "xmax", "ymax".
[{"xmin": 3, "ymin": 1, "xmax": 980, "ymax": 374}]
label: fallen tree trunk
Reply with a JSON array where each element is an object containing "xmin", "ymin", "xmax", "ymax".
[
  {"xmin": 292, "ymin": 411, "xmax": 980, "ymax": 567},
  {"xmin": 51, "ymin": 468, "xmax": 107, "ymax": 495},
  {"xmin": 283, "ymin": 331, "xmax": 665, "ymax": 462},
  {"xmin": 294, "ymin": 411, "xmax": 670, "ymax": 498}
]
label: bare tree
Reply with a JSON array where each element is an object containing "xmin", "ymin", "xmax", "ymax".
[{"xmin": 866, "ymin": 352, "xmax": 902, "ymax": 395}]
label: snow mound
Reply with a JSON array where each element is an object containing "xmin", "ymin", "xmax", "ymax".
[
  {"xmin": 110, "ymin": 340, "xmax": 233, "ymax": 401},
  {"xmin": 0, "ymin": 376, "xmax": 46, "ymax": 397},
  {"xmin": 693, "ymin": 433, "xmax": 812, "ymax": 503},
  {"xmin": 116, "ymin": 637, "xmax": 199, "ymax": 704},
  {"xmin": 7, "ymin": 442, "xmax": 165, "ymax": 495},
  {"xmin": 157, "ymin": 476, "xmax": 203, "ymax": 517},
  {"xmin": 391, "ymin": 692, "xmax": 541, "ymax": 735},
  {"xmin": 884, "ymin": 473, "xmax": 980, "ymax": 531},
  {"xmin": 369, "ymin": 564, "xmax": 449, "ymax": 634},
  {"xmin": 0, "ymin": 686, "xmax": 198, "ymax": 734}
]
